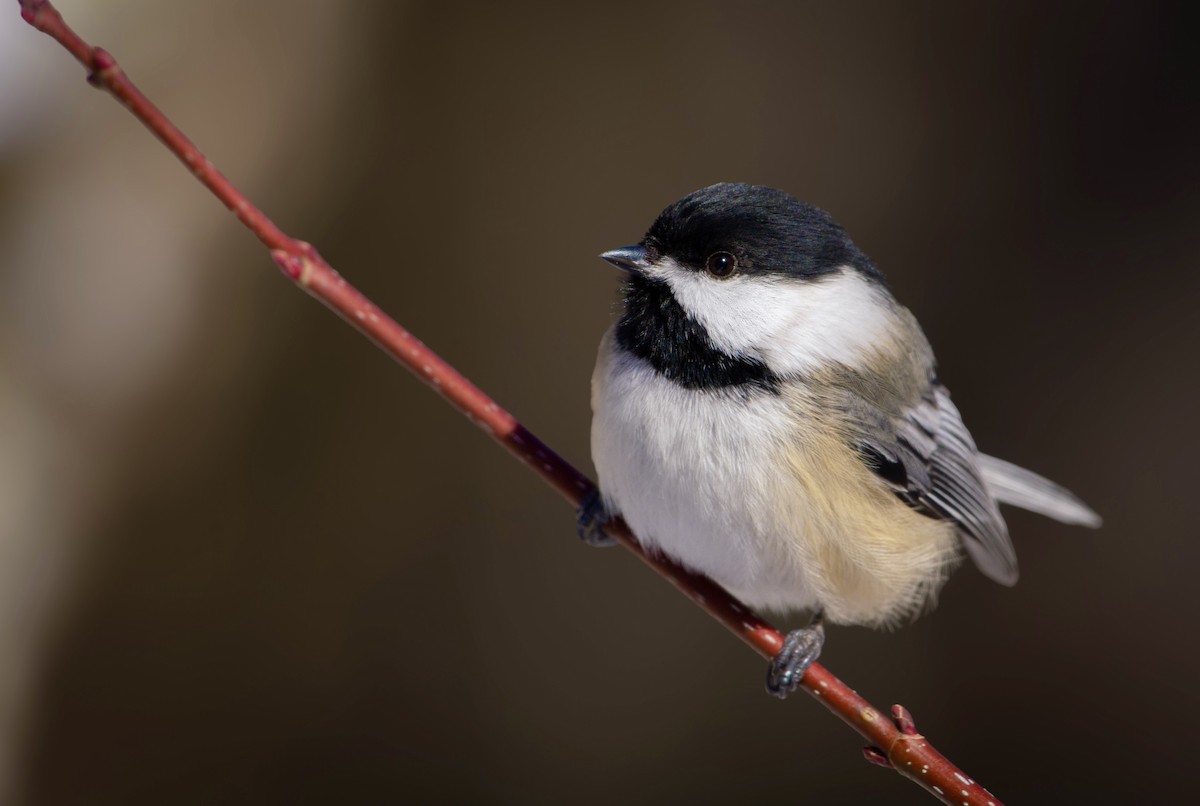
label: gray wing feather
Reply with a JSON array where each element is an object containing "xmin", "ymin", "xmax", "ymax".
[{"xmin": 856, "ymin": 383, "xmax": 1019, "ymax": 586}]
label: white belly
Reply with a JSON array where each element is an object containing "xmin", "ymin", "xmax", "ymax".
[
  {"xmin": 590, "ymin": 334, "xmax": 819, "ymax": 613},
  {"xmin": 590, "ymin": 328, "xmax": 959, "ymax": 625}
]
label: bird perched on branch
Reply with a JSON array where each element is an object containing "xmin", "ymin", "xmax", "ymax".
[{"xmin": 582, "ymin": 183, "xmax": 1099, "ymax": 698}]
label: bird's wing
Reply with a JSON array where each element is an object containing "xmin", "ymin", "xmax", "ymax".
[{"xmin": 847, "ymin": 381, "xmax": 1019, "ymax": 586}]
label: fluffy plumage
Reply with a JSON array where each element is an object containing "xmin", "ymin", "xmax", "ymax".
[{"xmin": 591, "ymin": 183, "xmax": 1099, "ymax": 627}]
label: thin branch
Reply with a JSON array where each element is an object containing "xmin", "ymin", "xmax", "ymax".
[{"xmin": 16, "ymin": 2, "xmax": 1003, "ymax": 803}]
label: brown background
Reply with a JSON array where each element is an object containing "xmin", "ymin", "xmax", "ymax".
[{"xmin": 1, "ymin": 1, "xmax": 1197, "ymax": 803}]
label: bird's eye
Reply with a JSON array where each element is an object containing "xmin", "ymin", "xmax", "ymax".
[{"xmin": 705, "ymin": 251, "xmax": 738, "ymax": 278}]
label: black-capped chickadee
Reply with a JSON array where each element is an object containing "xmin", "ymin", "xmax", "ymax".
[{"xmin": 582, "ymin": 183, "xmax": 1099, "ymax": 698}]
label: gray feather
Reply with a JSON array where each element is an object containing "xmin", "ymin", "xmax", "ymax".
[
  {"xmin": 843, "ymin": 378, "xmax": 1020, "ymax": 587},
  {"xmin": 977, "ymin": 454, "xmax": 1102, "ymax": 528}
]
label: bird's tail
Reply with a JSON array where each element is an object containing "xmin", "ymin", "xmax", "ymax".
[{"xmin": 977, "ymin": 454, "xmax": 1102, "ymax": 528}]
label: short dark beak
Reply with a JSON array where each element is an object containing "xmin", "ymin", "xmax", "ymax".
[{"xmin": 599, "ymin": 245, "xmax": 651, "ymax": 274}]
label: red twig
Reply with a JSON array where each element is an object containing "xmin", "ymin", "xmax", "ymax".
[{"xmin": 16, "ymin": 2, "xmax": 1004, "ymax": 803}]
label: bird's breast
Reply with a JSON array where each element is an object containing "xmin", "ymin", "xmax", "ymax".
[
  {"xmin": 591, "ymin": 330, "xmax": 817, "ymax": 608},
  {"xmin": 590, "ymin": 328, "xmax": 959, "ymax": 624}
]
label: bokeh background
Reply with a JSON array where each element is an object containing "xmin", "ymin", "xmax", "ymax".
[{"xmin": 1, "ymin": 1, "xmax": 1197, "ymax": 803}]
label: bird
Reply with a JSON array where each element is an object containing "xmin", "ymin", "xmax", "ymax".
[{"xmin": 580, "ymin": 182, "xmax": 1100, "ymax": 698}]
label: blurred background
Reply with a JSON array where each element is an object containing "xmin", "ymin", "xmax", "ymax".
[{"xmin": 1, "ymin": 1, "xmax": 1197, "ymax": 803}]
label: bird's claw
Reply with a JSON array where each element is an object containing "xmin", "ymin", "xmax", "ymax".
[
  {"xmin": 577, "ymin": 488, "xmax": 617, "ymax": 547},
  {"xmin": 766, "ymin": 611, "xmax": 825, "ymax": 698}
]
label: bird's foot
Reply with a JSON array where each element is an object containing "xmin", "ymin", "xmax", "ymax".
[
  {"xmin": 577, "ymin": 489, "xmax": 617, "ymax": 548},
  {"xmin": 765, "ymin": 610, "xmax": 825, "ymax": 699}
]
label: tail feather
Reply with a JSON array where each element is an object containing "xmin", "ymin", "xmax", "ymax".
[{"xmin": 977, "ymin": 454, "xmax": 1102, "ymax": 528}]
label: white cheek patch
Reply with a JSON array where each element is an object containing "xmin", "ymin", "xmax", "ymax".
[{"xmin": 658, "ymin": 259, "xmax": 896, "ymax": 375}]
